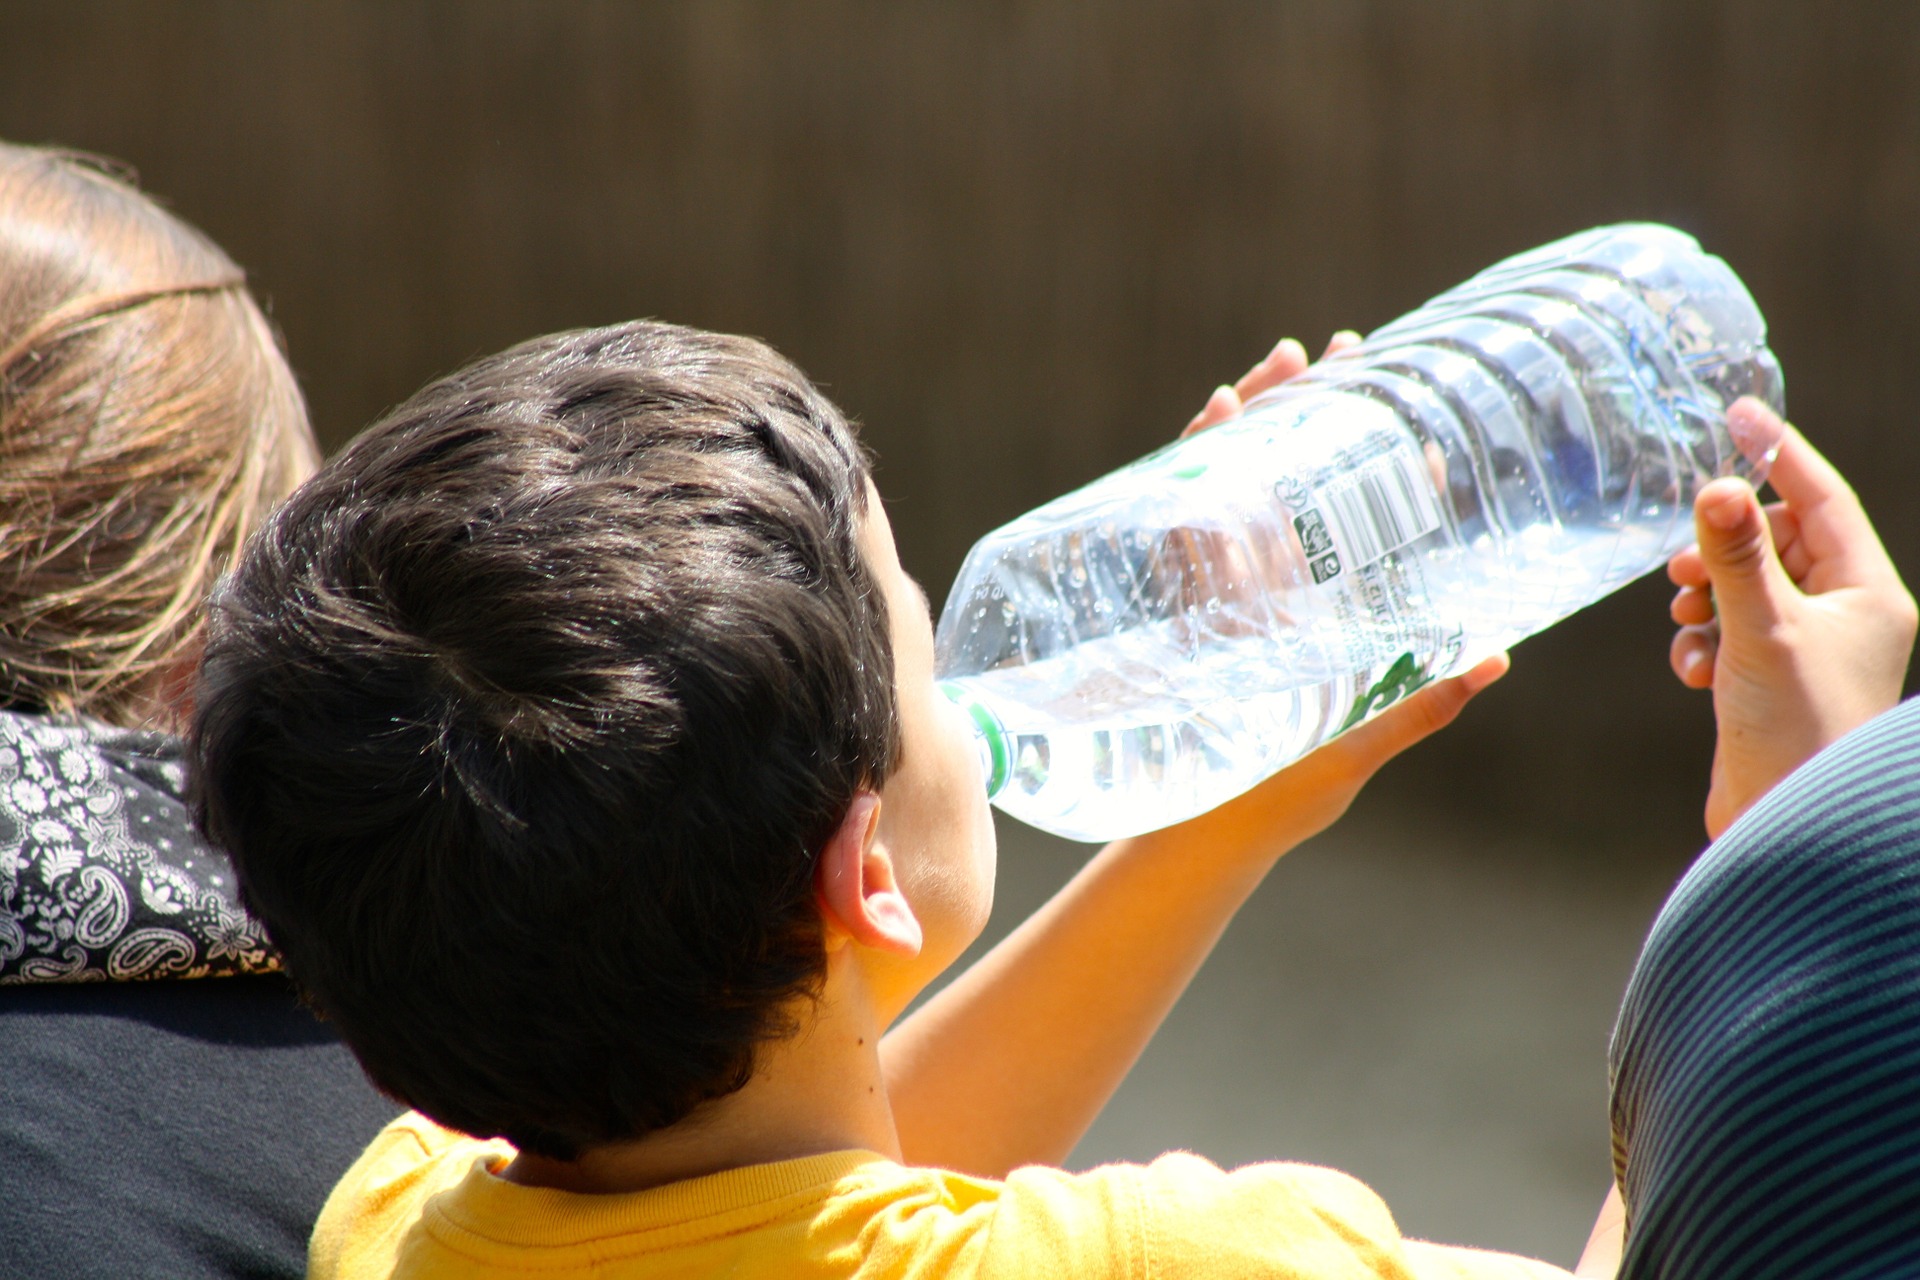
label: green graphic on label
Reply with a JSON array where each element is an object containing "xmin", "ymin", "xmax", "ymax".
[
  {"xmin": 1170, "ymin": 463, "xmax": 1208, "ymax": 480},
  {"xmin": 1337, "ymin": 650, "xmax": 1436, "ymax": 733}
]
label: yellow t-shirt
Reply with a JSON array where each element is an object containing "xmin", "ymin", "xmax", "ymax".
[{"xmin": 312, "ymin": 1113, "xmax": 1573, "ymax": 1280}]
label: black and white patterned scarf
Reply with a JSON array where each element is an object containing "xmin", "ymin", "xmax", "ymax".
[{"xmin": 0, "ymin": 710, "xmax": 275, "ymax": 983}]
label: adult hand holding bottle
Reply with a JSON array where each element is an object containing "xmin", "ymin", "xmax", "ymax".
[{"xmin": 1666, "ymin": 397, "xmax": 1917, "ymax": 837}]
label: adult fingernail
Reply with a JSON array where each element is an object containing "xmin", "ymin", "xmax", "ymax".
[
  {"xmin": 1275, "ymin": 337, "xmax": 1306, "ymax": 365},
  {"xmin": 1681, "ymin": 649, "xmax": 1708, "ymax": 682}
]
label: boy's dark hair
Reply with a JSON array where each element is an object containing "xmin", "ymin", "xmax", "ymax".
[{"xmin": 192, "ymin": 321, "xmax": 899, "ymax": 1160}]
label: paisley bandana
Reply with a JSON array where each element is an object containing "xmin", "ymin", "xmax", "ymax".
[{"xmin": 0, "ymin": 711, "xmax": 275, "ymax": 983}]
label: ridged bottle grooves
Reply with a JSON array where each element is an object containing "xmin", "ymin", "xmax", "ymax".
[{"xmin": 935, "ymin": 224, "xmax": 1785, "ymax": 842}]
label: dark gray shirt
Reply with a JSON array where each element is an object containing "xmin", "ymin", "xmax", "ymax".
[{"xmin": 0, "ymin": 711, "xmax": 399, "ymax": 1279}]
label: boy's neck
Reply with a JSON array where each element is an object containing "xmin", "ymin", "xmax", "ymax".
[{"xmin": 501, "ymin": 947, "xmax": 902, "ymax": 1195}]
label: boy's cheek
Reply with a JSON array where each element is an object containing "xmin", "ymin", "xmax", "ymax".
[
  {"xmin": 904, "ymin": 836, "xmax": 995, "ymax": 967},
  {"xmin": 968, "ymin": 800, "xmax": 998, "ymax": 924},
  {"xmin": 945, "ymin": 749, "xmax": 1000, "ymax": 938},
  {"xmin": 957, "ymin": 816, "xmax": 999, "ymax": 951}
]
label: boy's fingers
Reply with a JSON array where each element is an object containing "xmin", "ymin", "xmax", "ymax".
[
  {"xmin": 1233, "ymin": 337, "xmax": 1308, "ymax": 403},
  {"xmin": 1464, "ymin": 651, "xmax": 1512, "ymax": 692},
  {"xmin": 1194, "ymin": 329, "xmax": 1358, "ymax": 440},
  {"xmin": 1323, "ymin": 330, "xmax": 1362, "ymax": 359},
  {"xmin": 1181, "ymin": 384, "xmax": 1243, "ymax": 438},
  {"xmin": 1337, "ymin": 654, "xmax": 1509, "ymax": 764},
  {"xmin": 1671, "ymin": 624, "xmax": 1718, "ymax": 689}
]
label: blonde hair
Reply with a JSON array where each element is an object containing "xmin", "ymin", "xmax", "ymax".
[{"xmin": 0, "ymin": 144, "xmax": 318, "ymax": 728}]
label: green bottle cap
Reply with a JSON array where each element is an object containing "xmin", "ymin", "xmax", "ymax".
[{"xmin": 939, "ymin": 680, "xmax": 1010, "ymax": 799}]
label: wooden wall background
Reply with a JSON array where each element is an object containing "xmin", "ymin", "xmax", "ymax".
[
  {"xmin": 6, "ymin": 1, "xmax": 1914, "ymax": 850},
  {"xmin": 3, "ymin": 1, "xmax": 1917, "ymax": 1262}
]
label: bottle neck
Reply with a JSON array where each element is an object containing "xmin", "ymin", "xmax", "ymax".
[{"xmin": 939, "ymin": 680, "xmax": 1010, "ymax": 799}]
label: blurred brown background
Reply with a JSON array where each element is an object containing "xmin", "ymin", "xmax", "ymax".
[{"xmin": 3, "ymin": 1, "xmax": 1915, "ymax": 1264}]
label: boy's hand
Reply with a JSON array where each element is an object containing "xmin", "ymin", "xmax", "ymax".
[
  {"xmin": 1172, "ymin": 329, "xmax": 1508, "ymax": 856},
  {"xmin": 1181, "ymin": 330, "xmax": 1360, "ymax": 437},
  {"xmin": 887, "ymin": 332, "xmax": 1505, "ymax": 1178},
  {"xmin": 1668, "ymin": 398, "xmax": 1917, "ymax": 837},
  {"xmin": 1169, "ymin": 652, "xmax": 1509, "ymax": 861}
]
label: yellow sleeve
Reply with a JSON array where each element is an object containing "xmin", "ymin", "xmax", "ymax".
[
  {"xmin": 998, "ymin": 1153, "xmax": 1573, "ymax": 1280},
  {"xmin": 308, "ymin": 1111, "xmax": 513, "ymax": 1280}
]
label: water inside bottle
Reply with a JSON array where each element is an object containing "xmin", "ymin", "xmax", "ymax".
[
  {"xmin": 936, "ymin": 224, "xmax": 1782, "ymax": 842},
  {"xmin": 943, "ymin": 518, "xmax": 1659, "ymax": 842}
]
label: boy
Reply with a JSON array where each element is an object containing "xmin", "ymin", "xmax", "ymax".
[{"xmin": 191, "ymin": 320, "xmax": 1909, "ymax": 1276}]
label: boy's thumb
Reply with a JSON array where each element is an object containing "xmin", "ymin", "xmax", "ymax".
[{"xmin": 1694, "ymin": 478, "xmax": 1792, "ymax": 631}]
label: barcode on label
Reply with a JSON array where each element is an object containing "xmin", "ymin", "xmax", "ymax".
[{"xmin": 1317, "ymin": 448, "xmax": 1443, "ymax": 570}]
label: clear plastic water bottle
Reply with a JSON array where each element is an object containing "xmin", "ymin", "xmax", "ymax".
[{"xmin": 935, "ymin": 223, "xmax": 1785, "ymax": 842}]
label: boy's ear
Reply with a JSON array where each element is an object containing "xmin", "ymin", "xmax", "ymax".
[{"xmin": 814, "ymin": 791, "xmax": 923, "ymax": 958}]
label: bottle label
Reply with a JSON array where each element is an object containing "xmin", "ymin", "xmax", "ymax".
[
  {"xmin": 1293, "ymin": 508, "xmax": 1341, "ymax": 584},
  {"xmin": 1307, "ymin": 444, "xmax": 1444, "ymax": 578},
  {"xmin": 1327, "ymin": 556, "xmax": 1461, "ymax": 674},
  {"xmin": 1273, "ymin": 423, "xmax": 1460, "ymax": 680},
  {"xmin": 1337, "ymin": 649, "xmax": 1436, "ymax": 732}
]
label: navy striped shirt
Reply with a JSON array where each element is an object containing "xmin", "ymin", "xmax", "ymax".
[{"xmin": 1611, "ymin": 697, "xmax": 1920, "ymax": 1279}]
